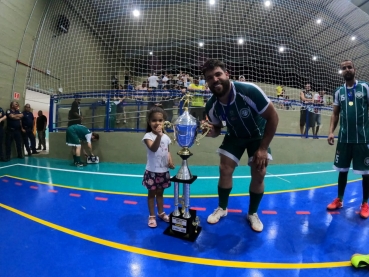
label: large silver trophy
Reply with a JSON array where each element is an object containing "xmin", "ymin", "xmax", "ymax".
[{"xmin": 163, "ymin": 94, "xmax": 209, "ymax": 241}]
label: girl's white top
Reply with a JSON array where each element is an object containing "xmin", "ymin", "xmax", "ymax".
[{"xmin": 142, "ymin": 132, "xmax": 171, "ymax": 173}]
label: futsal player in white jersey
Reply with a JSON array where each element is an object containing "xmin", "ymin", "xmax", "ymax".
[{"xmin": 327, "ymin": 60, "xmax": 369, "ymax": 219}]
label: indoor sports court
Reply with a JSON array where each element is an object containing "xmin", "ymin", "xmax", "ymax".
[
  {"xmin": 2, "ymin": 0, "xmax": 369, "ymax": 276},
  {"xmin": 1, "ymin": 159, "xmax": 368, "ymax": 276}
]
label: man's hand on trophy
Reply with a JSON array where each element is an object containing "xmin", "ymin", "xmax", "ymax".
[
  {"xmin": 201, "ymin": 120, "xmax": 221, "ymax": 138},
  {"xmin": 200, "ymin": 120, "xmax": 212, "ymax": 136}
]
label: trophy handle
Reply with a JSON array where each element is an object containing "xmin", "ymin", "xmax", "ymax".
[
  {"xmin": 195, "ymin": 122, "xmax": 211, "ymax": 145},
  {"xmin": 163, "ymin": 121, "xmax": 175, "ymax": 143}
]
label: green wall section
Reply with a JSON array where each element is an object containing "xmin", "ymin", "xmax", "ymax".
[
  {"xmin": 50, "ymin": 106, "xmax": 339, "ymax": 165},
  {"xmin": 50, "ymin": 131, "xmax": 335, "ymax": 165}
]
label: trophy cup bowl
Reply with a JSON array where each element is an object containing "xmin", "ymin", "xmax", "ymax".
[{"xmin": 172, "ymin": 109, "xmax": 199, "ymax": 180}]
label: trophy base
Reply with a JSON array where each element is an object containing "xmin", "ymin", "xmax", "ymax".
[
  {"xmin": 163, "ymin": 208, "xmax": 202, "ymax": 242},
  {"xmin": 170, "ymin": 175, "xmax": 197, "ymax": 184}
]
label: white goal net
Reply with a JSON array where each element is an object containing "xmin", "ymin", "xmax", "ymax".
[{"xmin": 26, "ymin": 0, "xmax": 369, "ymax": 133}]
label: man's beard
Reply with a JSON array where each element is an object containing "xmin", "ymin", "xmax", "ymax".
[
  {"xmin": 343, "ymin": 72, "xmax": 355, "ymax": 82},
  {"xmin": 210, "ymin": 79, "xmax": 231, "ymax": 98}
]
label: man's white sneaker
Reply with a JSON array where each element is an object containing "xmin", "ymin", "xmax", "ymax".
[
  {"xmin": 247, "ymin": 213, "xmax": 263, "ymax": 232},
  {"xmin": 207, "ymin": 207, "xmax": 227, "ymax": 224}
]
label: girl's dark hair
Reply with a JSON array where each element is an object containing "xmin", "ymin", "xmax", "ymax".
[{"xmin": 146, "ymin": 106, "xmax": 167, "ymax": 132}]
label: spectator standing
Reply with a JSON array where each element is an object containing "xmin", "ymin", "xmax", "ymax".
[
  {"xmin": 312, "ymin": 91, "xmax": 324, "ymax": 139},
  {"xmin": 148, "ymin": 73, "xmax": 159, "ymax": 89},
  {"xmin": 36, "ymin": 110, "xmax": 47, "ymax": 150},
  {"xmin": 5, "ymin": 101, "xmax": 23, "ymax": 160},
  {"xmin": 188, "ymin": 79, "xmax": 205, "ymax": 120},
  {"xmin": 300, "ymin": 83, "xmax": 314, "ymax": 137},
  {"xmin": 68, "ymin": 97, "xmax": 82, "ymax": 127},
  {"xmin": 0, "ymin": 106, "xmax": 6, "ymax": 161},
  {"xmin": 239, "ymin": 75, "xmax": 246, "ymax": 82},
  {"xmin": 21, "ymin": 104, "xmax": 39, "ymax": 156}
]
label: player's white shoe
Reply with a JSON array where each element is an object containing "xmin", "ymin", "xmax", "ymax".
[
  {"xmin": 207, "ymin": 207, "xmax": 227, "ymax": 224},
  {"xmin": 247, "ymin": 213, "xmax": 263, "ymax": 232}
]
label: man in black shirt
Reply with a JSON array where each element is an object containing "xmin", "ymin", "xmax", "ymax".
[
  {"xmin": 36, "ymin": 110, "xmax": 47, "ymax": 150},
  {"xmin": 21, "ymin": 104, "xmax": 39, "ymax": 156},
  {"xmin": 68, "ymin": 97, "xmax": 82, "ymax": 127},
  {"xmin": 0, "ymin": 107, "xmax": 6, "ymax": 161},
  {"xmin": 5, "ymin": 101, "xmax": 23, "ymax": 160}
]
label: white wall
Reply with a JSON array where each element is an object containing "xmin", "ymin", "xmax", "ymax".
[{"xmin": 25, "ymin": 89, "xmax": 50, "ymax": 112}]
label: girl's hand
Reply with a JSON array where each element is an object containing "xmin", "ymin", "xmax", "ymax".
[
  {"xmin": 168, "ymin": 160, "xmax": 175, "ymax": 169},
  {"xmin": 155, "ymin": 124, "xmax": 163, "ymax": 135}
]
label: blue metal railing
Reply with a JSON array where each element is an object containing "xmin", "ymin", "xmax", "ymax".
[{"xmin": 50, "ymin": 90, "xmax": 333, "ymax": 138}]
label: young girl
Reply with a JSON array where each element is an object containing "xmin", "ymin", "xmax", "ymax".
[{"xmin": 142, "ymin": 107, "xmax": 175, "ymax": 228}]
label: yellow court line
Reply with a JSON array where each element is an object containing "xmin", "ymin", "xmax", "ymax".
[
  {"xmin": 3, "ymin": 175, "xmax": 361, "ymax": 198},
  {"xmin": 0, "ymin": 202, "xmax": 351, "ymax": 269}
]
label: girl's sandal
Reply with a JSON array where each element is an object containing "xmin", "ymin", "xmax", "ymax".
[
  {"xmin": 158, "ymin": 212, "xmax": 170, "ymax": 222},
  {"xmin": 148, "ymin": 216, "xmax": 157, "ymax": 228}
]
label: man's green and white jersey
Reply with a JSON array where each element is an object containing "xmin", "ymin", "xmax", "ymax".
[
  {"xmin": 333, "ymin": 80, "xmax": 369, "ymax": 143},
  {"xmin": 70, "ymin": 124, "xmax": 92, "ymax": 142},
  {"xmin": 205, "ymin": 82, "xmax": 270, "ymax": 139}
]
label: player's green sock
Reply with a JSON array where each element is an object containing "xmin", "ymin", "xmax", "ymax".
[
  {"xmin": 73, "ymin": 155, "xmax": 76, "ymax": 163},
  {"xmin": 338, "ymin": 171, "xmax": 348, "ymax": 201},
  {"xmin": 248, "ymin": 191, "xmax": 264, "ymax": 215},
  {"xmin": 75, "ymin": 156, "xmax": 81, "ymax": 163},
  {"xmin": 218, "ymin": 187, "xmax": 232, "ymax": 210}
]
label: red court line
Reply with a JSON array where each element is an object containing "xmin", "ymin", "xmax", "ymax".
[
  {"xmin": 296, "ymin": 211, "xmax": 311, "ymax": 215},
  {"xmin": 30, "ymin": 186, "xmax": 38, "ymax": 190},
  {"xmin": 95, "ymin": 197, "xmax": 108, "ymax": 201},
  {"xmin": 15, "ymin": 182, "xmax": 22, "ymax": 186},
  {"xmin": 328, "ymin": 211, "xmax": 340, "ymax": 215},
  {"xmin": 48, "ymin": 190, "xmax": 58, "ymax": 193},
  {"xmin": 124, "ymin": 200, "xmax": 137, "ymax": 205},
  {"xmin": 70, "ymin": 193, "xmax": 81, "ymax": 197},
  {"xmin": 2, "ymin": 179, "xmax": 8, "ymax": 182},
  {"xmin": 262, "ymin": 210, "xmax": 277, "ymax": 214},
  {"xmin": 163, "ymin": 204, "xmax": 171, "ymax": 209},
  {"xmin": 191, "ymin": 207, "xmax": 206, "ymax": 211},
  {"xmin": 228, "ymin": 209, "xmax": 242, "ymax": 213}
]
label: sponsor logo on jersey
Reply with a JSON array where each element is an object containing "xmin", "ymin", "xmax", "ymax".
[
  {"xmin": 340, "ymin": 95, "xmax": 346, "ymax": 101},
  {"xmin": 355, "ymin": 92, "xmax": 363, "ymax": 99},
  {"xmin": 240, "ymin": 108, "xmax": 251, "ymax": 118},
  {"xmin": 365, "ymin": 157, "xmax": 369, "ymax": 166}
]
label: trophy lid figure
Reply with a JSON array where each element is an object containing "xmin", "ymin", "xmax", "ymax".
[{"xmin": 202, "ymin": 59, "xmax": 279, "ymax": 232}]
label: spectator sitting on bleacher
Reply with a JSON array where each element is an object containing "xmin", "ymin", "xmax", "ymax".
[
  {"xmin": 167, "ymin": 74, "xmax": 176, "ymax": 89},
  {"xmin": 199, "ymin": 76, "xmax": 205, "ymax": 86},
  {"xmin": 136, "ymin": 81, "xmax": 148, "ymax": 91},
  {"xmin": 177, "ymin": 75, "xmax": 184, "ymax": 88},
  {"xmin": 239, "ymin": 75, "xmax": 246, "ymax": 82}
]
